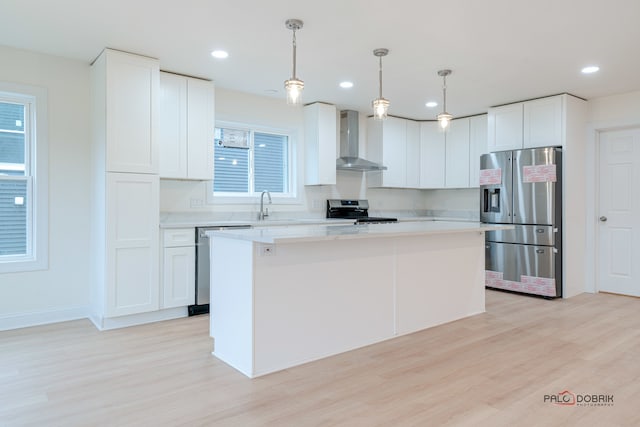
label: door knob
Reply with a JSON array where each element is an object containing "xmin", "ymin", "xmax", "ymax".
[{"xmin": 599, "ymin": 216, "xmax": 607, "ymax": 222}]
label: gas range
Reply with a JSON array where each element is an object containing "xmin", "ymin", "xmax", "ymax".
[{"xmin": 326, "ymin": 199, "xmax": 398, "ymax": 224}]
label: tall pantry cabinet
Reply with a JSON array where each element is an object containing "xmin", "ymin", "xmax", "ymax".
[{"xmin": 90, "ymin": 49, "xmax": 160, "ymax": 328}]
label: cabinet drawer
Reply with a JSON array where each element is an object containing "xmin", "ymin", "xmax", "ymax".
[{"xmin": 163, "ymin": 228, "xmax": 195, "ymax": 247}]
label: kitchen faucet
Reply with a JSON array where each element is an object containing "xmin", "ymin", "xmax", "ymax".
[{"xmin": 259, "ymin": 190, "xmax": 272, "ymax": 220}]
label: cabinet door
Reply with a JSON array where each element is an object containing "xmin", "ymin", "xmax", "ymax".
[
  {"xmin": 105, "ymin": 49, "xmax": 159, "ymax": 174},
  {"xmin": 159, "ymin": 72, "xmax": 188, "ymax": 178},
  {"xmin": 381, "ymin": 117, "xmax": 407, "ymax": 187},
  {"xmin": 304, "ymin": 103, "xmax": 337, "ymax": 185},
  {"xmin": 163, "ymin": 246, "xmax": 195, "ymax": 308},
  {"xmin": 419, "ymin": 122, "xmax": 445, "ymax": 188},
  {"xmin": 405, "ymin": 120, "xmax": 421, "ymax": 188},
  {"xmin": 487, "ymin": 103, "xmax": 523, "ymax": 151},
  {"xmin": 468, "ymin": 114, "xmax": 488, "ymax": 187},
  {"xmin": 523, "ymin": 95, "xmax": 563, "ymax": 148},
  {"xmin": 445, "ymin": 118, "xmax": 470, "ymax": 188},
  {"xmin": 106, "ymin": 173, "xmax": 160, "ymax": 317},
  {"xmin": 187, "ymin": 78, "xmax": 215, "ymax": 180}
]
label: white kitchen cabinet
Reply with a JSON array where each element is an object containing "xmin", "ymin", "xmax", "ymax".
[
  {"xmin": 93, "ymin": 48, "xmax": 159, "ymax": 174},
  {"xmin": 368, "ymin": 116, "xmax": 422, "ymax": 188},
  {"xmin": 161, "ymin": 228, "xmax": 195, "ymax": 308},
  {"xmin": 105, "ymin": 173, "xmax": 160, "ymax": 317},
  {"xmin": 91, "ymin": 49, "xmax": 162, "ymax": 327},
  {"xmin": 159, "ymin": 72, "xmax": 215, "ymax": 180},
  {"xmin": 523, "ymin": 96, "xmax": 563, "ymax": 148},
  {"xmin": 419, "ymin": 121, "xmax": 445, "ymax": 188},
  {"xmin": 488, "ymin": 95, "xmax": 573, "ymax": 152},
  {"xmin": 445, "ymin": 118, "xmax": 470, "ymax": 188},
  {"xmin": 405, "ymin": 120, "xmax": 421, "ymax": 188},
  {"xmin": 304, "ymin": 103, "xmax": 337, "ymax": 185},
  {"xmin": 468, "ymin": 114, "xmax": 488, "ymax": 188},
  {"xmin": 487, "ymin": 103, "xmax": 523, "ymax": 152}
]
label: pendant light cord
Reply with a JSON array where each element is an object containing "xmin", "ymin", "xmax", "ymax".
[
  {"xmin": 442, "ymin": 74, "xmax": 447, "ymax": 112},
  {"xmin": 292, "ymin": 28, "xmax": 297, "ymax": 79},
  {"xmin": 378, "ymin": 55, "xmax": 383, "ymax": 98}
]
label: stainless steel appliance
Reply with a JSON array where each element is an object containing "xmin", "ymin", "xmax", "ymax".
[
  {"xmin": 189, "ymin": 224, "xmax": 252, "ymax": 316},
  {"xmin": 326, "ymin": 199, "xmax": 398, "ymax": 223},
  {"xmin": 335, "ymin": 110, "xmax": 387, "ymax": 171},
  {"xmin": 480, "ymin": 147, "xmax": 562, "ymax": 298}
]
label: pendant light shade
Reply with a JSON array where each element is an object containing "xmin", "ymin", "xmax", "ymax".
[
  {"xmin": 284, "ymin": 19, "xmax": 304, "ymax": 105},
  {"xmin": 372, "ymin": 48, "xmax": 390, "ymax": 120},
  {"xmin": 437, "ymin": 69, "xmax": 453, "ymax": 130}
]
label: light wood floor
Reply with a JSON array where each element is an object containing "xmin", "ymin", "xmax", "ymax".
[{"xmin": 1, "ymin": 290, "xmax": 639, "ymax": 427}]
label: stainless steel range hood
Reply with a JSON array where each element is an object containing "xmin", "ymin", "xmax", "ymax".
[{"xmin": 336, "ymin": 110, "xmax": 387, "ymax": 171}]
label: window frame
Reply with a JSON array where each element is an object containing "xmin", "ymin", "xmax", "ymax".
[
  {"xmin": 0, "ymin": 82, "xmax": 48, "ymax": 273},
  {"xmin": 206, "ymin": 121, "xmax": 298, "ymax": 205}
]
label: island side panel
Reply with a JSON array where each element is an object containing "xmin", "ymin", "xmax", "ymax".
[
  {"xmin": 252, "ymin": 238, "xmax": 395, "ymax": 377},
  {"xmin": 210, "ymin": 236, "xmax": 255, "ymax": 377},
  {"xmin": 395, "ymin": 232, "xmax": 485, "ymax": 336}
]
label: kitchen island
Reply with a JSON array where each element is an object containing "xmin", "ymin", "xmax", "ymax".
[{"xmin": 207, "ymin": 221, "xmax": 510, "ymax": 378}]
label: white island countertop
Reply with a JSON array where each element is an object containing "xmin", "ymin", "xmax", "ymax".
[{"xmin": 207, "ymin": 221, "xmax": 513, "ymax": 244}]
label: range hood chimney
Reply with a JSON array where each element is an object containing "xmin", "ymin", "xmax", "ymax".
[{"xmin": 336, "ymin": 110, "xmax": 387, "ymax": 171}]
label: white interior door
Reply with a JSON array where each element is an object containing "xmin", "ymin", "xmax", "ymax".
[{"xmin": 598, "ymin": 128, "xmax": 640, "ymax": 296}]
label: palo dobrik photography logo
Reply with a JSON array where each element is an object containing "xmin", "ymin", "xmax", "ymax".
[
  {"xmin": 543, "ymin": 390, "xmax": 614, "ymax": 407},
  {"xmin": 544, "ymin": 390, "xmax": 576, "ymax": 406}
]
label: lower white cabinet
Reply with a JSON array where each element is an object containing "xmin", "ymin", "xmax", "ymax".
[
  {"xmin": 161, "ymin": 228, "xmax": 195, "ymax": 308},
  {"xmin": 105, "ymin": 173, "xmax": 160, "ymax": 317}
]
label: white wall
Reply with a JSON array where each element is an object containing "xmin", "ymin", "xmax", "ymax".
[
  {"xmin": 160, "ymin": 88, "xmax": 427, "ymax": 217},
  {"xmin": 584, "ymin": 90, "xmax": 640, "ymax": 294},
  {"xmin": 0, "ymin": 45, "xmax": 91, "ymax": 329}
]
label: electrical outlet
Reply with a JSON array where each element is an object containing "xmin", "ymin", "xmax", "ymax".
[
  {"xmin": 190, "ymin": 198, "xmax": 203, "ymax": 208},
  {"xmin": 261, "ymin": 244, "xmax": 276, "ymax": 256}
]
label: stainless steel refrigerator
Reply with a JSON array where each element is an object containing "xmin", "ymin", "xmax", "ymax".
[{"xmin": 480, "ymin": 147, "xmax": 562, "ymax": 298}]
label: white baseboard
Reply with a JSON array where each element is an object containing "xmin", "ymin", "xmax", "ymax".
[
  {"xmin": 91, "ymin": 306, "xmax": 189, "ymax": 331},
  {"xmin": 0, "ymin": 306, "xmax": 89, "ymax": 331}
]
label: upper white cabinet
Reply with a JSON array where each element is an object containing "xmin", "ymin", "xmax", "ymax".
[
  {"xmin": 487, "ymin": 103, "xmax": 523, "ymax": 151},
  {"xmin": 419, "ymin": 121, "xmax": 445, "ymax": 188},
  {"xmin": 468, "ymin": 114, "xmax": 488, "ymax": 188},
  {"xmin": 405, "ymin": 120, "xmax": 421, "ymax": 188},
  {"xmin": 523, "ymin": 96, "xmax": 563, "ymax": 148},
  {"xmin": 159, "ymin": 72, "xmax": 214, "ymax": 180},
  {"xmin": 368, "ymin": 117, "xmax": 420, "ymax": 188},
  {"xmin": 304, "ymin": 103, "xmax": 337, "ymax": 185},
  {"xmin": 445, "ymin": 118, "xmax": 470, "ymax": 188},
  {"xmin": 93, "ymin": 49, "xmax": 159, "ymax": 174},
  {"xmin": 488, "ymin": 94, "xmax": 574, "ymax": 152}
]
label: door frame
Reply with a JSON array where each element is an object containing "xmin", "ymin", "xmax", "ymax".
[{"xmin": 586, "ymin": 119, "xmax": 640, "ymax": 294}]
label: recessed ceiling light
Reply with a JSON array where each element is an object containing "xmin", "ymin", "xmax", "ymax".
[
  {"xmin": 581, "ymin": 65, "xmax": 599, "ymax": 74},
  {"xmin": 425, "ymin": 101, "xmax": 438, "ymax": 108},
  {"xmin": 211, "ymin": 50, "xmax": 229, "ymax": 59},
  {"xmin": 339, "ymin": 81, "xmax": 354, "ymax": 89}
]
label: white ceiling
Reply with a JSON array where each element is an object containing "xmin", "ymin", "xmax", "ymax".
[{"xmin": 2, "ymin": 0, "xmax": 639, "ymax": 120}]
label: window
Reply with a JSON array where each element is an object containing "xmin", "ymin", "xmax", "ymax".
[
  {"xmin": 212, "ymin": 125, "xmax": 293, "ymax": 198},
  {"xmin": 0, "ymin": 83, "xmax": 48, "ymax": 273}
]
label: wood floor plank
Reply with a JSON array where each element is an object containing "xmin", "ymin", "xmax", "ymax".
[{"xmin": 1, "ymin": 290, "xmax": 638, "ymax": 426}]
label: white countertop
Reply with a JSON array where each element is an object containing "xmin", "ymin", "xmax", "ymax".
[{"xmin": 206, "ymin": 221, "xmax": 513, "ymax": 244}]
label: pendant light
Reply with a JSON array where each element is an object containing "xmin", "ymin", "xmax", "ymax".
[
  {"xmin": 372, "ymin": 48, "xmax": 390, "ymax": 120},
  {"xmin": 436, "ymin": 69, "xmax": 453, "ymax": 130},
  {"xmin": 284, "ymin": 19, "xmax": 304, "ymax": 105}
]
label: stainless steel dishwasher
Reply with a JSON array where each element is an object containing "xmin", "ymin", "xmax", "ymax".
[{"xmin": 189, "ymin": 225, "xmax": 252, "ymax": 316}]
